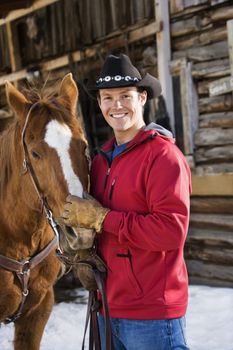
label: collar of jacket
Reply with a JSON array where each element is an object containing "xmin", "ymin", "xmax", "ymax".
[{"xmin": 102, "ymin": 128, "xmax": 156, "ymax": 153}]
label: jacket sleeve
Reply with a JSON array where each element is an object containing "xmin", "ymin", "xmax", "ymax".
[{"xmin": 102, "ymin": 143, "xmax": 192, "ymax": 251}]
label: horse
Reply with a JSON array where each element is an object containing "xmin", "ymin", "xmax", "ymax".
[{"xmin": 0, "ymin": 73, "xmax": 90, "ymax": 350}]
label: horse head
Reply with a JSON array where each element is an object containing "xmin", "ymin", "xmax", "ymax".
[{"xmin": 5, "ymin": 73, "xmax": 94, "ymax": 249}]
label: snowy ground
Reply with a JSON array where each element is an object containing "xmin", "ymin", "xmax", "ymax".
[{"xmin": 1, "ymin": 285, "xmax": 233, "ymax": 350}]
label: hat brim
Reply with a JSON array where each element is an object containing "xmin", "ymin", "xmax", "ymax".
[{"xmin": 81, "ymin": 73, "xmax": 161, "ymax": 100}]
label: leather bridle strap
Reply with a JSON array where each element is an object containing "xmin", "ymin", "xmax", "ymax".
[{"xmin": 0, "ymin": 236, "xmax": 58, "ymax": 323}]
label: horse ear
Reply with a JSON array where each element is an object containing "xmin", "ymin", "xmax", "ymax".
[
  {"xmin": 59, "ymin": 73, "xmax": 78, "ymax": 115},
  {"xmin": 5, "ymin": 81, "xmax": 29, "ymax": 121}
]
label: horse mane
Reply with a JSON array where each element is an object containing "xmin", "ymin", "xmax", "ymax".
[{"xmin": 0, "ymin": 83, "xmax": 82, "ymax": 200}]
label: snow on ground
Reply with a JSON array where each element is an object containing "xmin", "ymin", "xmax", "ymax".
[{"xmin": 1, "ymin": 285, "xmax": 233, "ymax": 350}]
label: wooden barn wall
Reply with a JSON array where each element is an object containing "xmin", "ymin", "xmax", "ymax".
[{"xmin": 170, "ymin": 0, "xmax": 233, "ymax": 287}]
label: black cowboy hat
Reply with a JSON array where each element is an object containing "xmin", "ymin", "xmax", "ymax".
[{"xmin": 82, "ymin": 54, "xmax": 161, "ymax": 100}]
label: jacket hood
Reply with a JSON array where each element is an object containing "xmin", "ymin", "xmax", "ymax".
[{"xmin": 145, "ymin": 122, "xmax": 173, "ymax": 138}]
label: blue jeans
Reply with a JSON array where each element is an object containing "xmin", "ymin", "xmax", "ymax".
[{"xmin": 98, "ymin": 315, "xmax": 190, "ymax": 350}]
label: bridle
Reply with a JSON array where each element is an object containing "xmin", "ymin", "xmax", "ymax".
[
  {"xmin": 0, "ymin": 103, "xmax": 66, "ymax": 323},
  {"xmin": 21, "ymin": 102, "xmax": 63, "ymax": 253}
]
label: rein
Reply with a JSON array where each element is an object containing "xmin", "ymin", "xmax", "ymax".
[{"xmin": 0, "ymin": 103, "xmax": 63, "ymax": 323}]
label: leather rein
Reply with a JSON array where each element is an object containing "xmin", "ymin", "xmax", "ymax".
[{"xmin": 0, "ymin": 103, "xmax": 64, "ymax": 323}]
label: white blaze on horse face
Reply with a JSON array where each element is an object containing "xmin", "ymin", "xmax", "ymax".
[{"xmin": 44, "ymin": 120, "xmax": 83, "ymax": 197}]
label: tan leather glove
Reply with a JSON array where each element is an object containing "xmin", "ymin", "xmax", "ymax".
[{"xmin": 62, "ymin": 194, "xmax": 110, "ymax": 233}]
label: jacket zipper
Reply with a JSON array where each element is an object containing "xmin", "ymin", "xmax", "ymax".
[
  {"xmin": 109, "ymin": 178, "xmax": 116, "ymax": 200},
  {"xmin": 104, "ymin": 168, "xmax": 111, "ymax": 189}
]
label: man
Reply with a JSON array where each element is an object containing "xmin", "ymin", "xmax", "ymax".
[{"xmin": 62, "ymin": 54, "xmax": 191, "ymax": 350}]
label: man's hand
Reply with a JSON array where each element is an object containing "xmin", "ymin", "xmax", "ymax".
[{"xmin": 62, "ymin": 194, "xmax": 110, "ymax": 233}]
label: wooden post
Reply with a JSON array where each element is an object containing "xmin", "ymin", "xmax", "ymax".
[
  {"xmin": 155, "ymin": 0, "xmax": 175, "ymax": 133},
  {"xmin": 180, "ymin": 61, "xmax": 198, "ymax": 156},
  {"xmin": 6, "ymin": 22, "xmax": 21, "ymax": 74},
  {"xmin": 227, "ymin": 19, "xmax": 233, "ymax": 100},
  {"xmin": 227, "ymin": 20, "xmax": 233, "ymax": 73}
]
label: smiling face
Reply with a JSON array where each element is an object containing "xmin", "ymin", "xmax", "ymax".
[{"xmin": 98, "ymin": 86, "xmax": 147, "ymax": 144}]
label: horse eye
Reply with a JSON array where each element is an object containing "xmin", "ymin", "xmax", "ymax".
[{"xmin": 31, "ymin": 150, "xmax": 41, "ymax": 160}]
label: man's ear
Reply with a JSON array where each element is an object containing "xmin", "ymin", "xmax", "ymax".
[
  {"xmin": 5, "ymin": 81, "xmax": 29, "ymax": 121},
  {"xmin": 140, "ymin": 90, "xmax": 147, "ymax": 106},
  {"xmin": 59, "ymin": 73, "xmax": 78, "ymax": 115}
]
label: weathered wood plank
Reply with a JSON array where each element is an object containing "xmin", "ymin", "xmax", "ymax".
[
  {"xmin": 186, "ymin": 260, "xmax": 233, "ymax": 282},
  {"xmin": 129, "ymin": 21, "xmax": 160, "ymax": 43},
  {"xmin": 199, "ymin": 111, "xmax": 233, "ymax": 128},
  {"xmin": 197, "ymin": 79, "xmax": 212, "ymax": 95},
  {"xmin": 190, "ymin": 213, "xmax": 233, "ymax": 231},
  {"xmin": 188, "ymin": 276, "xmax": 233, "ymax": 288},
  {"xmin": 169, "ymin": 58, "xmax": 187, "ymax": 75},
  {"xmin": 171, "ymin": 15, "xmax": 209, "ymax": 38},
  {"xmin": 172, "ymin": 26, "xmax": 227, "ymax": 50},
  {"xmin": 211, "ymin": 0, "xmax": 229, "ymax": 5},
  {"xmin": 169, "ymin": 0, "xmax": 184, "ymax": 15},
  {"xmin": 187, "ymin": 227, "xmax": 233, "ymax": 243},
  {"xmin": 186, "ymin": 245, "xmax": 233, "ymax": 265},
  {"xmin": 194, "ymin": 163, "xmax": 233, "ymax": 175},
  {"xmin": 192, "ymin": 58, "xmax": 230, "ymax": 78},
  {"xmin": 195, "ymin": 127, "xmax": 233, "ymax": 146},
  {"xmin": 184, "ymin": 0, "xmax": 208, "ymax": 6},
  {"xmin": 170, "ymin": 3, "xmax": 208, "ymax": 17},
  {"xmin": 209, "ymin": 76, "xmax": 233, "ymax": 96},
  {"xmin": 191, "ymin": 197, "xmax": 233, "ymax": 214},
  {"xmin": 199, "ymin": 95, "xmax": 232, "ymax": 113},
  {"xmin": 192, "ymin": 173, "xmax": 233, "ymax": 196},
  {"xmin": 227, "ymin": 19, "xmax": 233, "ymax": 76},
  {"xmin": 180, "ymin": 62, "xmax": 198, "ymax": 154},
  {"xmin": 195, "ymin": 144, "xmax": 233, "ymax": 162},
  {"xmin": 174, "ymin": 41, "xmax": 229, "ymax": 61},
  {"xmin": 211, "ymin": 6, "xmax": 233, "ymax": 22},
  {"xmin": 0, "ymin": 0, "xmax": 60, "ymax": 26}
]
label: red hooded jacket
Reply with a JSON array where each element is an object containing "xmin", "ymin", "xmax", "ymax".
[{"xmin": 91, "ymin": 123, "xmax": 192, "ymax": 320}]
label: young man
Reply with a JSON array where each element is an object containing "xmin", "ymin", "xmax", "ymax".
[{"xmin": 62, "ymin": 54, "xmax": 191, "ymax": 350}]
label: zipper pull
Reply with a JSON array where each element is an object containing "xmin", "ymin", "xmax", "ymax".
[
  {"xmin": 109, "ymin": 178, "xmax": 116, "ymax": 200},
  {"xmin": 104, "ymin": 168, "xmax": 111, "ymax": 189}
]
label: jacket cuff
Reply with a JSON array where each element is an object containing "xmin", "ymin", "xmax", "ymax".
[{"xmin": 102, "ymin": 210, "xmax": 122, "ymax": 235}]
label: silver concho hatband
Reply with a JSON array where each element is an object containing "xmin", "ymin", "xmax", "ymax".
[{"xmin": 96, "ymin": 75, "xmax": 140, "ymax": 84}]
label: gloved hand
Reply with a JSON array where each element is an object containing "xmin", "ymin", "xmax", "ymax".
[{"xmin": 62, "ymin": 193, "xmax": 110, "ymax": 233}]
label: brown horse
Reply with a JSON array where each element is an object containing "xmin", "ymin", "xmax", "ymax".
[{"xmin": 0, "ymin": 73, "xmax": 90, "ymax": 349}]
